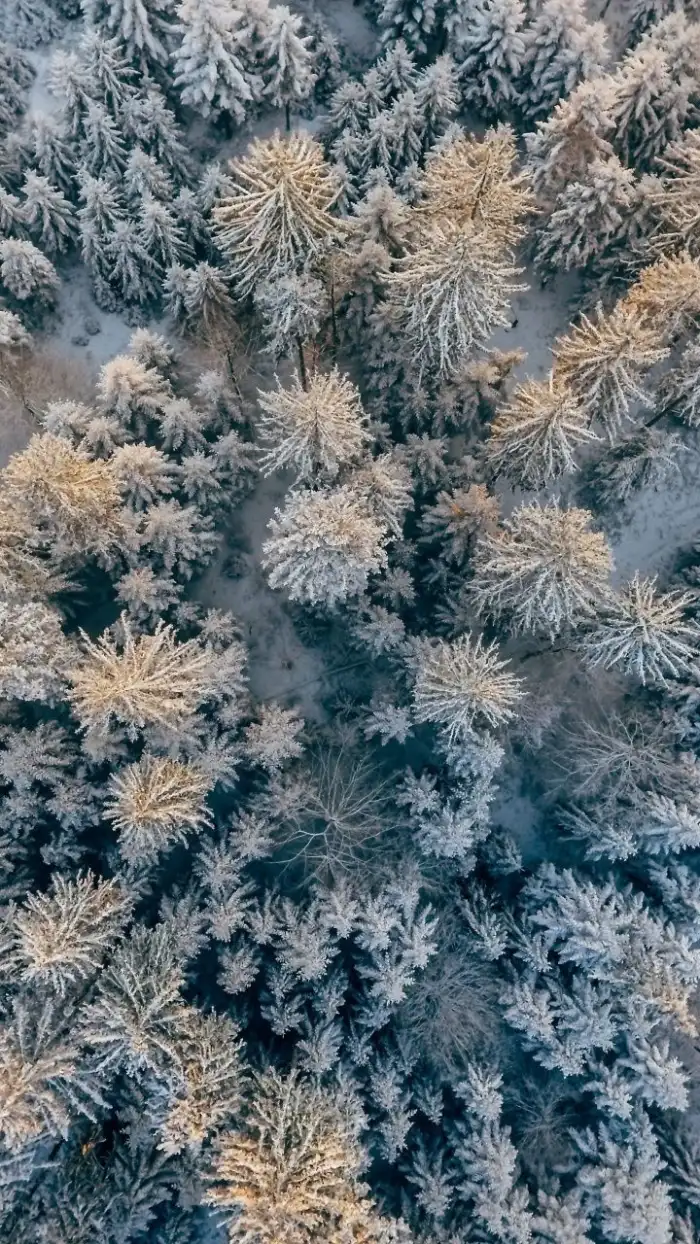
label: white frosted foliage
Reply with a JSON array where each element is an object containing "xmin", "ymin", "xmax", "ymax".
[
  {"xmin": 173, "ymin": 0, "xmax": 255, "ymax": 120},
  {"xmin": 580, "ymin": 573, "xmax": 700, "ymax": 685},
  {"xmin": 257, "ymin": 369, "xmax": 370, "ymax": 480},
  {"xmin": 262, "ymin": 485, "xmax": 388, "ymax": 607},
  {"xmin": 413, "ymin": 634, "xmax": 524, "ymax": 741}
]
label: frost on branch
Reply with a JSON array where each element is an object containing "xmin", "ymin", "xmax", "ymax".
[
  {"xmin": 381, "ymin": 218, "xmax": 524, "ymax": 378},
  {"xmin": 412, "ymin": 634, "xmax": 524, "ymax": 742},
  {"xmin": 417, "ymin": 125, "xmax": 534, "ymax": 248},
  {"xmin": 552, "ymin": 303, "xmax": 668, "ymax": 441},
  {"xmin": 173, "ymin": 0, "xmax": 255, "ymax": 121},
  {"xmin": 485, "ymin": 373, "xmax": 597, "ymax": 488},
  {"xmin": 206, "ymin": 1067, "xmax": 379, "ymax": 1244},
  {"xmin": 472, "ymin": 500, "xmax": 614, "ymax": 639},
  {"xmin": 262, "ymin": 486, "xmax": 388, "ymax": 608},
  {"xmin": 213, "ymin": 132, "xmax": 344, "ymax": 296},
  {"xmin": 621, "ymin": 252, "xmax": 700, "ymax": 340},
  {"xmin": 0, "ymin": 238, "xmax": 59, "ymax": 306},
  {"xmin": 67, "ymin": 616, "xmax": 218, "ymax": 737},
  {"xmin": 256, "ymin": 368, "xmax": 370, "ymax": 480},
  {"xmin": 579, "ymin": 573, "xmax": 700, "ymax": 686},
  {"xmin": 105, "ymin": 755, "xmax": 214, "ymax": 865},
  {"xmin": 9, "ymin": 873, "xmax": 131, "ymax": 996},
  {"xmin": 2, "ymin": 433, "xmax": 124, "ymax": 557}
]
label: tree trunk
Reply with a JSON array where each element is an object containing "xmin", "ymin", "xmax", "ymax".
[
  {"xmin": 329, "ymin": 276, "xmax": 338, "ymax": 350},
  {"xmin": 297, "ymin": 336, "xmax": 308, "ymax": 389},
  {"xmin": 285, "ymin": 101, "xmax": 291, "ymax": 132}
]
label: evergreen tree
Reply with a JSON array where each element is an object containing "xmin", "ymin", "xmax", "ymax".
[
  {"xmin": 256, "ymin": 368, "xmax": 370, "ymax": 480},
  {"xmin": 412, "ymin": 633, "xmax": 524, "ymax": 740},
  {"xmin": 213, "ymin": 132, "xmax": 344, "ymax": 297},
  {"xmin": 609, "ymin": 44, "xmax": 694, "ymax": 171},
  {"xmin": 580, "ymin": 573, "xmax": 700, "ymax": 686},
  {"xmin": 0, "ymin": 238, "xmax": 60, "ymax": 307},
  {"xmin": 454, "ymin": 0, "xmax": 528, "ymax": 117},
  {"xmin": 534, "ymin": 155, "xmax": 637, "ymax": 277},
  {"xmin": 77, "ymin": 28, "xmax": 137, "ymax": 115},
  {"xmin": 485, "ymin": 373, "xmax": 598, "ymax": 488},
  {"xmin": 21, "ymin": 114, "xmax": 76, "ymax": 196},
  {"xmin": 173, "ymin": 0, "xmax": 256, "ymax": 122},
  {"xmin": 377, "ymin": 0, "xmax": 439, "ymax": 56},
  {"xmin": 20, "ymin": 173, "xmax": 77, "ymax": 255},
  {"xmin": 628, "ymin": 0, "xmax": 693, "ymax": 46},
  {"xmin": 0, "ymin": 41, "xmax": 35, "ymax": 137},
  {"xmin": 0, "ymin": 0, "xmax": 62, "ymax": 51},
  {"xmin": 381, "ymin": 218, "xmax": 524, "ymax": 378},
  {"xmin": 524, "ymin": 78, "xmax": 618, "ymax": 205},
  {"xmin": 137, "ymin": 196, "xmax": 192, "ymax": 270},
  {"xmin": 652, "ymin": 129, "xmax": 700, "ymax": 256},
  {"xmin": 107, "ymin": 220, "xmax": 161, "ymax": 306},
  {"xmin": 260, "ymin": 5, "xmax": 316, "ymax": 129},
  {"xmin": 178, "ymin": 261, "xmax": 236, "ymax": 334},
  {"xmin": 262, "ymin": 485, "xmax": 388, "ymax": 607},
  {"xmin": 122, "ymin": 86, "xmax": 191, "ymax": 180},
  {"xmin": 82, "ymin": 0, "xmax": 178, "ymax": 70},
  {"xmin": 521, "ymin": 0, "xmax": 610, "ymax": 121},
  {"xmin": 81, "ymin": 100, "xmax": 128, "ymax": 178},
  {"xmin": 414, "ymin": 54, "xmax": 460, "ymax": 145},
  {"xmin": 654, "ymin": 338, "xmax": 700, "ymax": 426}
]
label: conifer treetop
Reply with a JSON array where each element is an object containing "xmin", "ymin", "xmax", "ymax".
[{"xmin": 213, "ymin": 131, "xmax": 345, "ymax": 296}]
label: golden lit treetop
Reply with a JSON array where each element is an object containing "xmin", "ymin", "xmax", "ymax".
[
  {"xmin": 67, "ymin": 615, "xmax": 218, "ymax": 737},
  {"xmin": 2, "ymin": 433, "xmax": 124, "ymax": 557},
  {"xmin": 416, "ymin": 125, "xmax": 535, "ymax": 249},
  {"xmin": 621, "ymin": 252, "xmax": 700, "ymax": 340},
  {"xmin": 207, "ymin": 1068, "xmax": 384, "ymax": 1244},
  {"xmin": 213, "ymin": 132, "xmax": 345, "ymax": 297}
]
